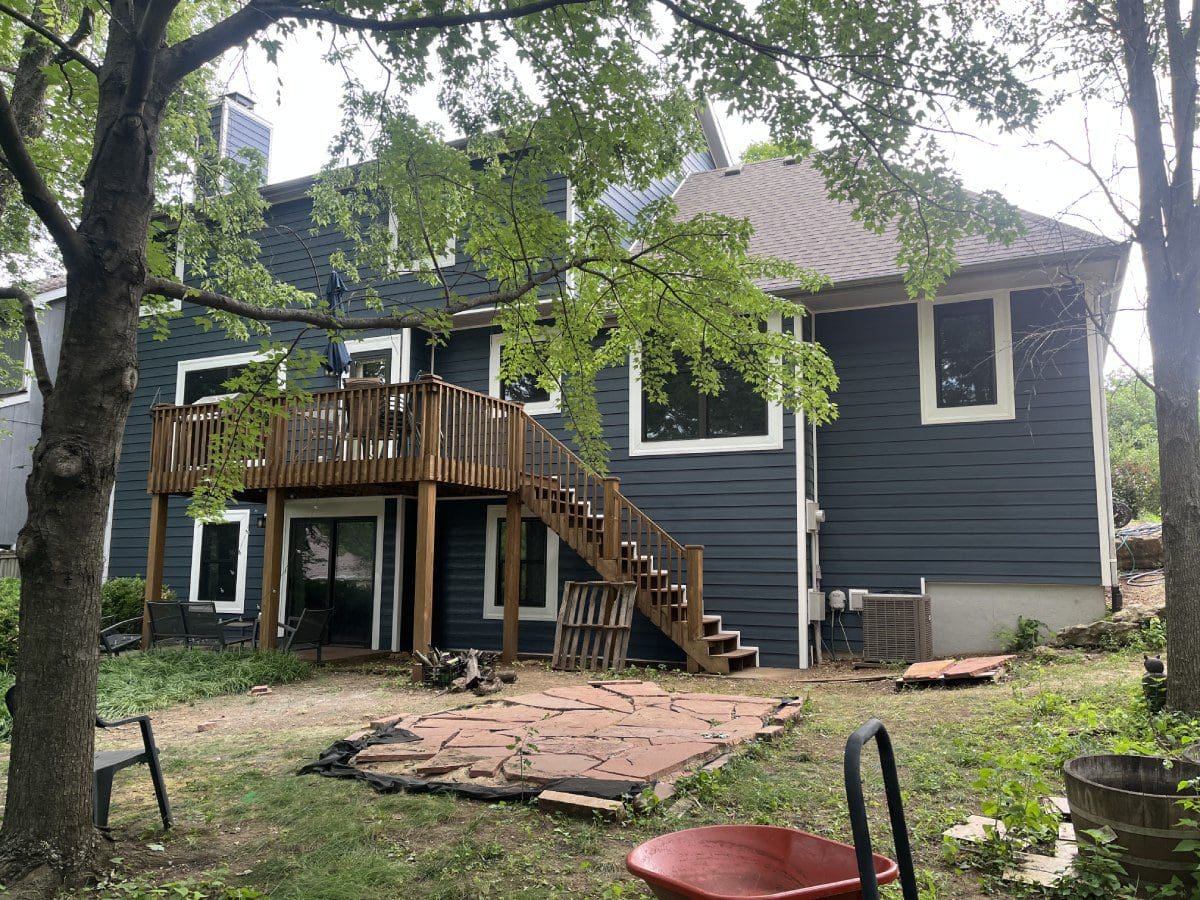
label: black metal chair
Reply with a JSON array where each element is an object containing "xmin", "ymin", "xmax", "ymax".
[
  {"xmin": 4, "ymin": 685, "xmax": 171, "ymax": 830},
  {"xmin": 100, "ymin": 617, "xmax": 143, "ymax": 656},
  {"xmin": 181, "ymin": 601, "xmax": 254, "ymax": 651},
  {"xmin": 279, "ymin": 607, "xmax": 331, "ymax": 661},
  {"xmin": 146, "ymin": 600, "xmax": 189, "ymax": 647}
]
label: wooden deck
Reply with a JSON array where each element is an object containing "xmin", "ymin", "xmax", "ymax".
[{"xmin": 143, "ymin": 376, "xmax": 758, "ymax": 674}]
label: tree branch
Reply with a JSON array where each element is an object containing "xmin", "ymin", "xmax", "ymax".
[
  {"xmin": 52, "ymin": 7, "xmax": 94, "ymax": 66},
  {"xmin": 143, "ymin": 256, "xmax": 600, "ymax": 330},
  {"xmin": 0, "ymin": 2, "xmax": 99, "ymax": 74},
  {"xmin": 162, "ymin": 0, "xmax": 592, "ymax": 84},
  {"xmin": 0, "ymin": 82, "xmax": 84, "ymax": 264},
  {"xmin": 0, "ymin": 286, "xmax": 55, "ymax": 398}
]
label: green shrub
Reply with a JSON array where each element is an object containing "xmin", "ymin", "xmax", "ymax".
[
  {"xmin": 101, "ymin": 575, "xmax": 174, "ymax": 622},
  {"xmin": 0, "ymin": 576, "xmax": 176, "ymax": 673},
  {"xmin": 0, "ymin": 577, "xmax": 17, "ymax": 672}
]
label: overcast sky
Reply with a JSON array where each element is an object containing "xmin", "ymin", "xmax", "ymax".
[{"xmin": 217, "ymin": 31, "xmax": 1150, "ymax": 376}]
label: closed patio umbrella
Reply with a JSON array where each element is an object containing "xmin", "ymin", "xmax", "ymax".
[{"xmin": 322, "ymin": 272, "xmax": 351, "ymax": 379}]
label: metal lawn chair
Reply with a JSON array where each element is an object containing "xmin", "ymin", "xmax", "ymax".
[
  {"xmin": 145, "ymin": 600, "xmax": 188, "ymax": 647},
  {"xmin": 100, "ymin": 616, "xmax": 143, "ymax": 656},
  {"xmin": 181, "ymin": 601, "xmax": 255, "ymax": 650},
  {"xmin": 279, "ymin": 607, "xmax": 331, "ymax": 660}
]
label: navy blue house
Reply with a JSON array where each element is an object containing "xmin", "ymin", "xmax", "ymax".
[{"xmin": 104, "ymin": 104, "xmax": 1129, "ymax": 671}]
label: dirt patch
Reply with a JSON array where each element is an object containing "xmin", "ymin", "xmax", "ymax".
[
  {"xmin": 95, "ymin": 660, "xmax": 579, "ymax": 752},
  {"xmin": 1116, "ymin": 571, "xmax": 1166, "ymax": 617}
]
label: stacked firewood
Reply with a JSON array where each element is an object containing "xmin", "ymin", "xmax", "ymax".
[{"xmin": 414, "ymin": 647, "xmax": 515, "ymax": 696}]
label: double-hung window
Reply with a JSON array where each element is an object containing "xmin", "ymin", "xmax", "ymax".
[{"xmin": 917, "ymin": 292, "xmax": 1015, "ymax": 424}]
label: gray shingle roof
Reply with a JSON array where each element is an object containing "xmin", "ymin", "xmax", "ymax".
[{"xmin": 672, "ymin": 157, "xmax": 1125, "ymax": 292}]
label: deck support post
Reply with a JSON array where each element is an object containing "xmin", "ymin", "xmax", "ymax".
[
  {"xmin": 259, "ymin": 488, "xmax": 286, "ymax": 649},
  {"xmin": 141, "ymin": 493, "xmax": 169, "ymax": 648},
  {"xmin": 602, "ymin": 477, "xmax": 621, "ymax": 571},
  {"xmin": 413, "ymin": 479, "xmax": 437, "ymax": 667},
  {"xmin": 501, "ymin": 491, "xmax": 523, "ymax": 664},
  {"xmin": 685, "ymin": 544, "xmax": 704, "ymax": 643}
]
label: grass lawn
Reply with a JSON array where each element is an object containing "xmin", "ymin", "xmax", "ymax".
[{"xmin": 13, "ymin": 647, "xmax": 1187, "ymax": 898}]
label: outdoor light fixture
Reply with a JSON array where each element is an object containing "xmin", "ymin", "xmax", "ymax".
[{"xmin": 256, "ymin": 514, "xmax": 267, "ymax": 529}]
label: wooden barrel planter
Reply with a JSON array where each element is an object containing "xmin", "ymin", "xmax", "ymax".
[{"xmin": 1064, "ymin": 755, "xmax": 1200, "ymax": 888}]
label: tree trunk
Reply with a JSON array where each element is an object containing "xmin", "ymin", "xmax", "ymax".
[
  {"xmin": 0, "ymin": 23, "xmax": 164, "ymax": 881},
  {"xmin": 1147, "ymin": 276, "xmax": 1200, "ymax": 713}
]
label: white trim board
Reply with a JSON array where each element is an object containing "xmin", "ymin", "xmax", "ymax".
[
  {"xmin": 628, "ymin": 315, "xmax": 785, "ymax": 456},
  {"xmin": 277, "ymin": 496, "xmax": 387, "ymax": 649},
  {"xmin": 189, "ymin": 508, "xmax": 251, "ymax": 614},
  {"xmin": 481, "ymin": 503, "xmax": 560, "ymax": 623},
  {"xmin": 175, "ymin": 350, "xmax": 284, "ymax": 405},
  {"xmin": 392, "ymin": 497, "xmax": 407, "ymax": 652},
  {"xmin": 487, "ymin": 332, "xmax": 561, "ymax": 416},
  {"xmin": 916, "ymin": 290, "xmax": 1016, "ymax": 425},
  {"xmin": 1085, "ymin": 289, "xmax": 1118, "ymax": 588},
  {"xmin": 792, "ymin": 316, "xmax": 809, "ymax": 670}
]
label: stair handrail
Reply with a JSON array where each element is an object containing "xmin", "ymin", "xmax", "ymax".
[{"xmin": 519, "ymin": 415, "xmax": 702, "ymax": 642}]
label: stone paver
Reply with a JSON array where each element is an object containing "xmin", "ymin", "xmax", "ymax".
[
  {"xmin": 353, "ymin": 681, "xmax": 802, "ymax": 803},
  {"xmin": 541, "ymin": 685, "xmax": 636, "ymax": 713},
  {"xmin": 591, "ymin": 741, "xmax": 717, "ymax": 780}
]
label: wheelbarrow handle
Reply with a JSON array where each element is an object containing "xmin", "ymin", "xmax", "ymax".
[{"xmin": 844, "ymin": 719, "xmax": 919, "ymax": 900}]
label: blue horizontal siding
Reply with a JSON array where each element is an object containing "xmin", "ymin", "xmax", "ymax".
[
  {"xmin": 433, "ymin": 326, "xmax": 801, "ymax": 667},
  {"xmin": 814, "ymin": 289, "xmax": 1101, "ymax": 606}
]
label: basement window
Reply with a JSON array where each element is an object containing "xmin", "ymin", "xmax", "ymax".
[
  {"xmin": 481, "ymin": 505, "xmax": 559, "ymax": 622},
  {"xmin": 918, "ymin": 293, "xmax": 1015, "ymax": 425}
]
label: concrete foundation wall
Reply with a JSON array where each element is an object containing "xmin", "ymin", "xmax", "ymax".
[{"xmin": 928, "ymin": 582, "xmax": 1105, "ymax": 656}]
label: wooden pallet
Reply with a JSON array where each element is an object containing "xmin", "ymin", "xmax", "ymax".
[{"xmin": 551, "ymin": 581, "xmax": 637, "ymax": 672}]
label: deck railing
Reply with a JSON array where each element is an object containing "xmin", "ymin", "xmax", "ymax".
[{"xmin": 148, "ymin": 377, "xmax": 525, "ymax": 495}]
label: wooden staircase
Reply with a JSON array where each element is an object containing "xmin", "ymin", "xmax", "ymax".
[{"xmin": 520, "ymin": 418, "xmax": 759, "ymax": 674}]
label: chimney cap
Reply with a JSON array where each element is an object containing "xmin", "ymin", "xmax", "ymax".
[{"xmin": 222, "ymin": 91, "xmax": 256, "ymax": 110}]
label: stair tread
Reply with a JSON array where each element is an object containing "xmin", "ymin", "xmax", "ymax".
[
  {"xmin": 712, "ymin": 647, "xmax": 758, "ymax": 659},
  {"xmin": 700, "ymin": 632, "xmax": 739, "ymax": 642}
]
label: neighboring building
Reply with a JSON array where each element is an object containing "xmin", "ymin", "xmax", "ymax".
[
  {"xmin": 105, "ymin": 110, "xmax": 1129, "ymax": 670},
  {"xmin": 0, "ymin": 277, "xmax": 67, "ymax": 551}
]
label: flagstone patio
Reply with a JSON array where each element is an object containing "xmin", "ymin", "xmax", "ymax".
[{"xmin": 354, "ymin": 681, "xmax": 806, "ymax": 789}]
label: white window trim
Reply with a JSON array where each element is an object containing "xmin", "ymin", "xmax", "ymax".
[
  {"xmin": 488, "ymin": 332, "xmax": 561, "ymax": 416},
  {"xmin": 277, "ymin": 496, "xmax": 387, "ymax": 649},
  {"xmin": 628, "ymin": 315, "xmax": 785, "ymax": 456},
  {"xmin": 175, "ymin": 350, "xmax": 285, "ymax": 405},
  {"xmin": 0, "ymin": 338, "xmax": 33, "ymax": 409},
  {"xmin": 481, "ymin": 504, "xmax": 559, "ymax": 623},
  {"xmin": 189, "ymin": 508, "xmax": 251, "ymax": 614},
  {"xmin": 388, "ymin": 208, "xmax": 456, "ymax": 271},
  {"xmin": 917, "ymin": 290, "xmax": 1016, "ymax": 425},
  {"xmin": 342, "ymin": 334, "xmax": 405, "ymax": 383}
]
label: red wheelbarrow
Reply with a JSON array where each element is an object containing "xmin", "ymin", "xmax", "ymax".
[{"xmin": 626, "ymin": 720, "xmax": 918, "ymax": 900}]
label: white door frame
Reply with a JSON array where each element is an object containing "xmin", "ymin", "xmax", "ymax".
[{"xmin": 278, "ymin": 497, "xmax": 386, "ymax": 649}]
